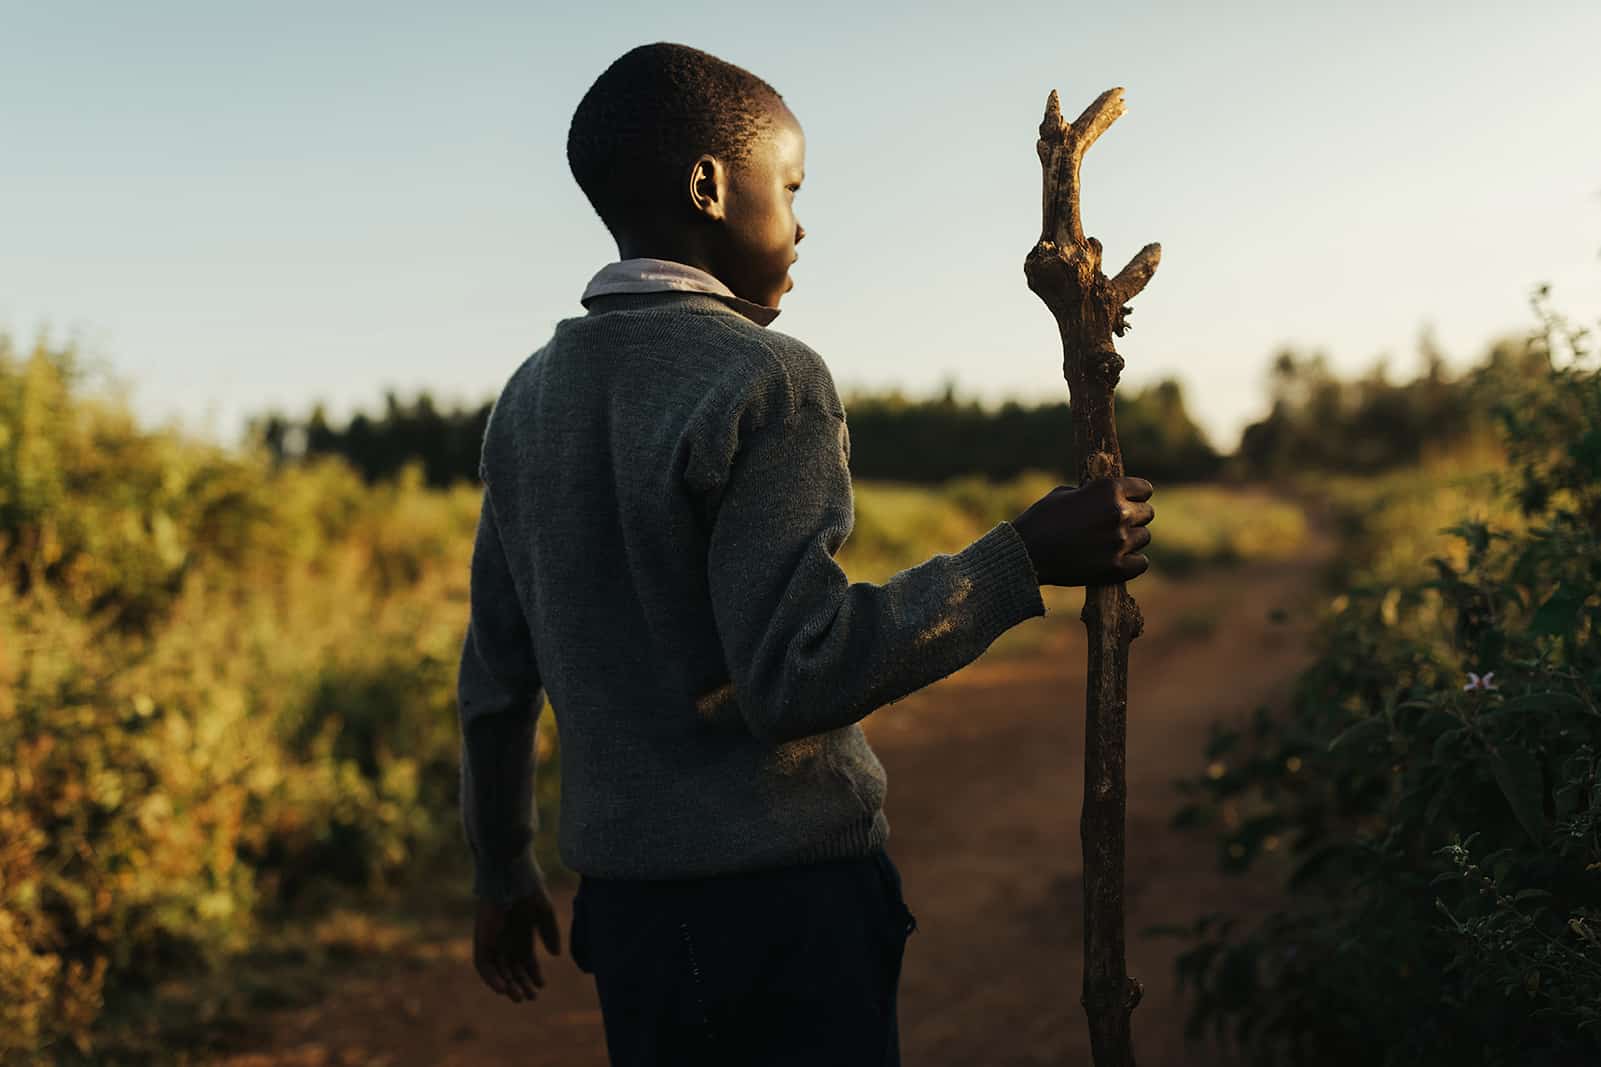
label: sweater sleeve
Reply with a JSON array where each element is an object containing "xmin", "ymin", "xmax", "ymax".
[
  {"xmin": 457, "ymin": 486, "xmax": 546, "ymax": 903},
  {"xmin": 704, "ymin": 401, "xmax": 1047, "ymax": 746}
]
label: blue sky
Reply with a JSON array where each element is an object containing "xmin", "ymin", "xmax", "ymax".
[{"xmin": 4, "ymin": 1, "xmax": 1598, "ymax": 452}]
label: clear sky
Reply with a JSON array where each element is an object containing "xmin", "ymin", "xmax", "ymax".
[{"xmin": 5, "ymin": 1, "xmax": 1598, "ymax": 453}]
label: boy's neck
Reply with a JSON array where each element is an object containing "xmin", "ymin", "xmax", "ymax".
[{"xmin": 615, "ymin": 234, "xmax": 718, "ymax": 279}]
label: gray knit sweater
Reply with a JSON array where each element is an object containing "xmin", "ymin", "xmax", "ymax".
[{"xmin": 457, "ymin": 289, "xmax": 1048, "ymax": 902}]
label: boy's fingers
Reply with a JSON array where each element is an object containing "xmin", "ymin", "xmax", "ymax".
[
  {"xmin": 508, "ymin": 958, "xmax": 540, "ymax": 1000},
  {"xmin": 510, "ymin": 942, "xmax": 545, "ymax": 989},
  {"xmin": 538, "ymin": 905, "xmax": 562, "ymax": 957},
  {"xmin": 490, "ymin": 954, "xmax": 518, "ymax": 1001},
  {"xmin": 1126, "ymin": 501, "xmax": 1154, "ymax": 527},
  {"xmin": 477, "ymin": 954, "xmax": 509, "ymax": 996},
  {"xmin": 508, "ymin": 958, "xmax": 536, "ymax": 1002},
  {"xmin": 1120, "ymin": 477, "xmax": 1153, "ymax": 501},
  {"xmin": 1116, "ymin": 553, "xmax": 1149, "ymax": 580},
  {"xmin": 475, "ymin": 902, "xmax": 514, "ymax": 996}
]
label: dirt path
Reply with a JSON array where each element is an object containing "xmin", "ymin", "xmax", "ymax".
[{"xmin": 216, "ymin": 526, "xmax": 1331, "ymax": 1067}]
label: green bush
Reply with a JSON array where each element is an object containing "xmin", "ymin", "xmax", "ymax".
[
  {"xmin": 1159, "ymin": 290, "xmax": 1601, "ymax": 1065},
  {"xmin": 0, "ymin": 335, "xmax": 562, "ymax": 1062}
]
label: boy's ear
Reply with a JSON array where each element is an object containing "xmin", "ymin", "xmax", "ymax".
[{"xmin": 688, "ymin": 155, "xmax": 726, "ymax": 222}]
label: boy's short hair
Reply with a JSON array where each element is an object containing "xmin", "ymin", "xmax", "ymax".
[{"xmin": 567, "ymin": 42, "xmax": 785, "ymax": 239}]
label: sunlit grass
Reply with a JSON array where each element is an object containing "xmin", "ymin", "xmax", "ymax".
[
  {"xmin": 838, "ymin": 472, "xmax": 1312, "ymax": 663},
  {"xmin": 843, "ymin": 472, "xmax": 1311, "ymax": 586},
  {"xmin": 1293, "ymin": 442, "xmax": 1517, "ymax": 588}
]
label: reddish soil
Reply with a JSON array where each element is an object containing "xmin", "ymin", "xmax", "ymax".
[{"xmin": 214, "ymin": 530, "xmax": 1329, "ymax": 1067}]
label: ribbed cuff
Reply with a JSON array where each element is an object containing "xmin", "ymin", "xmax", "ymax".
[
  {"xmin": 955, "ymin": 521, "xmax": 1048, "ymax": 631},
  {"xmin": 472, "ymin": 849, "xmax": 545, "ymax": 904}
]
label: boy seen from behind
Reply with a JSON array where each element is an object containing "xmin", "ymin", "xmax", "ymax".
[{"xmin": 457, "ymin": 41, "xmax": 1155, "ymax": 1066}]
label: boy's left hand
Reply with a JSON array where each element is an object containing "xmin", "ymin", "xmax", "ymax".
[{"xmin": 474, "ymin": 883, "xmax": 561, "ymax": 1003}]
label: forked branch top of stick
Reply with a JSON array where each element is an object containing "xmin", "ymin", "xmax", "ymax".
[{"xmin": 1032, "ymin": 87, "xmax": 1161, "ymax": 314}]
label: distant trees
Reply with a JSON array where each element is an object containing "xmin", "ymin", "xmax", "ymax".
[
  {"xmin": 250, "ymin": 391, "xmax": 491, "ymax": 488},
  {"xmin": 248, "ymin": 376, "xmax": 1225, "ymax": 487},
  {"xmin": 840, "ymin": 377, "xmax": 1222, "ymax": 484},
  {"xmin": 1232, "ymin": 331, "xmax": 1542, "ymax": 477},
  {"xmin": 247, "ymin": 329, "xmax": 1538, "ymax": 490}
]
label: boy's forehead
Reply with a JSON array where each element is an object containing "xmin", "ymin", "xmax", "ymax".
[
  {"xmin": 763, "ymin": 98, "xmax": 802, "ymax": 138},
  {"xmin": 722, "ymin": 100, "xmax": 802, "ymax": 175},
  {"xmin": 762, "ymin": 109, "xmax": 805, "ymax": 166}
]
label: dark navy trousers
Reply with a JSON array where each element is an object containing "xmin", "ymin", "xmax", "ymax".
[{"xmin": 569, "ymin": 846, "xmax": 918, "ymax": 1066}]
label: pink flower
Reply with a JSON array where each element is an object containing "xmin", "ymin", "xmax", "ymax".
[{"xmin": 1463, "ymin": 671, "xmax": 1498, "ymax": 692}]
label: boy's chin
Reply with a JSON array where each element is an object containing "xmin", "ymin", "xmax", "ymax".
[{"xmin": 744, "ymin": 275, "xmax": 789, "ymax": 308}]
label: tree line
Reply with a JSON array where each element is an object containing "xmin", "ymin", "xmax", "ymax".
[{"xmin": 247, "ymin": 332, "xmax": 1530, "ymax": 488}]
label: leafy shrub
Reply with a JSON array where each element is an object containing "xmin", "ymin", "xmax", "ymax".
[
  {"xmin": 1159, "ymin": 290, "xmax": 1601, "ymax": 1065},
  {"xmin": 0, "ymin": 335, "xmax": 562, "ymax": 1062}
]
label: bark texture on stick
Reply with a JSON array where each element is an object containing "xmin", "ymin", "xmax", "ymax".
[{"xmin": 1023, "ymin": 87, "xmax": 1161, "ymax": 1067}]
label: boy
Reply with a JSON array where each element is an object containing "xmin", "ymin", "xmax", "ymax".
[{"xmin": 457, "ymin": 41, "xmax": 1155, "ymax": 1066}]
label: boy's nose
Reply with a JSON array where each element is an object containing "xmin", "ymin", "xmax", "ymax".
[{"xmin": 795, "ymin": 223, "xmax": 806, "ymax": 244}]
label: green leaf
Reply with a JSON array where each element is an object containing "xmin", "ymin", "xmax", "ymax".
[
  {"xmin": 1433, "ymin": 727, "xmax": 1468, "ymax": 763},
  {"xmin": 1488, "ymin": 745, "xmax": 1546, "ymax": 844},
  {"xmin": 1329, "ymin": 716, "xmax": 1388, "ymax": 753},
  {"xmin": 1414, "ymin": 708, "xmax": 1459, "ymax": 740},
  {"xmin": 1288, "ymin": 841, "xmax": 1351, "ymax": 890},
  {"xmin": 1530, "ymin": 583, "xmax": 1583, "ymax": 637},
  {"xmin": 1496, "ymin": 691, "xmax": 1586, "ymax": 716},
  {"xmin": 1443, "ymin": 520, "xmax": 1491, "ymax": 557}
]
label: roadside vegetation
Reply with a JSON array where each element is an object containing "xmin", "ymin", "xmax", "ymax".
[{"xmin": 1158, "ymin": 291, "xmax": 1601, "ymax": 1065}]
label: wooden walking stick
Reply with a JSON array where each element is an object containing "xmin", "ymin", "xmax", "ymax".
[{"xmin": 1024, "ymin": 87, "xmax": 1161, "ymax": 1067}]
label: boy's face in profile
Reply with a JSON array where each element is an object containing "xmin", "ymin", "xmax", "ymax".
[{"xmin": 697, "ymin": 101, "xmax": 807, "ymax": 309}]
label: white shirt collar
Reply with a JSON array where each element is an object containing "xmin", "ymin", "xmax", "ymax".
[{"xmin": 579, "ymin": 257, "xmax": 781, "ymax": 326}]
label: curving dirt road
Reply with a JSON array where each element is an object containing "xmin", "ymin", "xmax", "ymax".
[{"xmin": 216, "ymin": 522, "xmax": 1329, "ymax": 1067}]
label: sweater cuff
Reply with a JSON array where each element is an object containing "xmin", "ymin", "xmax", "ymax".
[
  {"xmin": 472, "ymin": 849, "xmax": 545, "ymax": 904},
  {"xmin": 955, "ymin": 521, "xmax": 1048, "ymax": 631}
]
